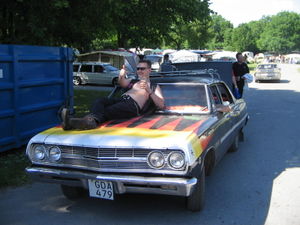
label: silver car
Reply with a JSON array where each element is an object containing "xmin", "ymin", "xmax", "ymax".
[
  {"xmin": 73, "ymin": 62, "xmax": 120, "ymax": 86},
  {"xmin": 254, "ymin": 63, "xmax": 281, "ymax": 82}
]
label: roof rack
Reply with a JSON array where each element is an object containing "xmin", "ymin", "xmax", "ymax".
[{"xmin": 150, "ymin": 69, "xmax": 221, "ymax": 81}]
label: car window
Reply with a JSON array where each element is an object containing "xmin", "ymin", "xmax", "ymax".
[
  {"xmin": 258, "ymin": 64, "xmax": 276, "ymax": 69},
  {"xmin": 160, "ymin": 84, "xmax": 208, "ymax": 113},
  {"xmin": 94, "ymin": 65, "xmax": 104, "ymax": 73},
  {"xmin": 73, "ymin": 64, "xmax": 80, "ymax": 72},
  {"xmin": 209, "ymin": 85, "xmax": 222, "ymax": 105},
  {"xmin": 144, "ymin": 56, "xmax": 162, "ymax": 63},
  {"xmin": 216, "ymin": 83, "xmax": 233, "ymax": 103},
  {"xmin": 103, "ymin": 65, "xmax": 118, "ymax": 72},
  {"xmin": 80, "ymin": 65, "xmax": 92, "ymax": 72}
]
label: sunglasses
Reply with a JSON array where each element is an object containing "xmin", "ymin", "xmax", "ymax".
[{"xmin": 137, "ymin": 67, "xmax": 148, "ymax": 71}]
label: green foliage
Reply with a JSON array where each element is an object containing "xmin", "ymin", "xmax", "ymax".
[
  {"xmin": 0, "ymin": 149, "xmax": 31, "ymax": 188},
  {"xmin": 227, "ymin": 23, "xmax": 257, "ymax": 52},
  {"xmin": 1, "ymin": 1, "xmax": 299, "ymax": 54},
  {"xmin": 207, "ymin": 14, "xmax": 233, "ymax": 50},
  {"xmin": 257, "ymin": 12, "xmax": 300, "ymax": 53},
  {"xmin": 0, "ymin": 0, "xmax": 212, "ymax": 51}
]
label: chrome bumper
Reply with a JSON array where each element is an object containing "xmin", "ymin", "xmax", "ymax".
[{"xmin": 26, "ymin": 167, "xmax": 197, "ymax": 197}]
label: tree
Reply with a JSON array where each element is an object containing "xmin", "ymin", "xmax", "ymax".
[
  {"xmin": 257, "ymin": 11, "xmax": 300, "ymax": 53},
  {"xmin": 109, "ymin": 0, "xmax": 212, "ymax": 49},
  {"xmin": 225, "ymin": 23, "xmax": 257, "ymax": 52},
  {"xmin": 0, "ymin": 0, "xmax": 113, "ymax": 52},
  {"xmin": 207, "ymin": 14, "xmax": 233, "ymax": 50}
]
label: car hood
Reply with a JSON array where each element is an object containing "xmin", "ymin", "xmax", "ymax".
[{"xmin": 29, "ymin": 114, "xmax": 216, "ymax": 159}]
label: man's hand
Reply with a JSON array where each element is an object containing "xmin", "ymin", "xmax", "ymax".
[
  {"xmin": 139, "ymin": 80, "xmax": 152, "ymax": 94},
  {"xmin": 119, "ymin": 65, "xmax": 127, "ymax": 77},
  {"xmin": 118, "ymin": 65, "xmax": 132, "ymax": 88}
]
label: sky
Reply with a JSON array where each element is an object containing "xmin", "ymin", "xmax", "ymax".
[{"xmin": 209, "ymin": 0, "xmax": 300, "ymax": 27}]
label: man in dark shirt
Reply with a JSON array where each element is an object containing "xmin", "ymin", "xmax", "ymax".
[{"xmin": 232, "ymin": 52, "xmax": 249, "ymax": 98}]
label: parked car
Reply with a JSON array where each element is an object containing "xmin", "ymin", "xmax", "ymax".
[
  {"xmin": 143, "ymin": 55, "xmax": 163, "ymax": 72},
  {"xmin": 25, "ymin": 70, "xmax": 249, "ymax": 212},
  {"xmin": 254, "ymin": 63, "xmax": 281, "ymax": 82},
  {"xmin": 73, "ymin": 62, "xmax": 120, "ymax": 86}
]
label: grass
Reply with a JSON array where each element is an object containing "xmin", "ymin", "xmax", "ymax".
[
  {"xmin": 73, "ymin": 89, "xmax": 110, "ymax": 116},
  {"xmin": 0, "ymin": 148, "xmax": 31, "ymax": 189},
  {"xmin": 0, "ymin": 88, "xmax": 108, "ymax": 189}
]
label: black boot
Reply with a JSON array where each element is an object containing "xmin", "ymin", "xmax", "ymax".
[
  {"xmin": 69, "ymin": 115, "xmax": 98, "ymax": 130},
  {"xmin": 61, "ymin": 108, "xmax": 72, "ymax": 130},
  {"xmin": 61, "ymin": 108, "xmax": 97, "ymax": 130}
]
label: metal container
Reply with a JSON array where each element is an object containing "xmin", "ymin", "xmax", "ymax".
[{"xmin": 0, "ymin": 44, "xmax": 73, "ymax": 152}]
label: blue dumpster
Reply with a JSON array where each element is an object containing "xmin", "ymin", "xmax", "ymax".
[{"xmin": 0, "ymin": 44, "xmax": 74, "ymax": 152}]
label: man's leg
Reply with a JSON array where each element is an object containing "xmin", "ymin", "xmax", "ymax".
[
  {"xmin": 90, "ymin": 97, "xmax": 121, "ymax": 123},
  {"xmin": 103, "ymin": 98, "xmax": 139, "ymax": 121},
  {"xmin": 237, "ymin": 81, "xmax": 244, "ymax": 98},
  {"xmin": 61, "ymin": 97, "xmax": 121, "ymax": 130}
]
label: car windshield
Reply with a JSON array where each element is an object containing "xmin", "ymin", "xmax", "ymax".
[
  {"xmin": 104, "ymin": 65, "xmax": 119, "ymax": 71},
  {"xmin": 159, "ymin": 84, "xmax": 209, "ymax": 114},
  {"xmin": 258, "ymin": 64, "xmax": 277, "ymax": 69}
]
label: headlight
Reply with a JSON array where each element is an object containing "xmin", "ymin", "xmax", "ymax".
[
  {"xmin": 148, "ymin": 151, "xmax": 165, "ymax": 168},
  {"xmin": 49, "ymin": 146, "xmax": 61, "ymax": 161},
  {"xmin": 168, "ymin": 152, "xmax": 185, "ymax": 169},
  {"xmin": 33, "ymin": 145, "xmax": 46, "ymax": 160}
]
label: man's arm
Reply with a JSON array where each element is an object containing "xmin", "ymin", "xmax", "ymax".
[
  {"xmin": 149, "ymin": 85, "xmax": 165, "ymax": 109},
  {"xmin": 245, "ymin": 63, "xmax": 250, "ymax": 73},
  {"xmin": 118, "ymin": 65, "xmax": 132, "ymax": 88}
]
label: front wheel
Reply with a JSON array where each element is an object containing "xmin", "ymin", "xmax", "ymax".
[
  {"xmin": 112, "ymin": 78, "xmax": 118, "ymax": 86},
  {"xmin": 186, "ymin": 167, "xmax": 205, "ymax": 212},
  {"xmin": 73, "ymin": 76, "xmax": 82, "ymax": 86},
  {"xmin": 228, "ymin": 133, "xmax": 240, "ymax": 152}
]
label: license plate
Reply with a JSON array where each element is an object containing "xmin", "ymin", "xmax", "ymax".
[{"xmin": 88, "ymin": 179, "xmax": 114, "ymax": 200}]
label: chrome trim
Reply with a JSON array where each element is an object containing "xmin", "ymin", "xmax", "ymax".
[
  {"xmin": 28, "ymin": 146, "xmax": 189, "ymax": 175},
  {"xmin": 26, "ymin": 167, "xmax": 197, "ymax": 197},
  {"xmin": 220, "ymin": 113, "xmax": 248, "ymax": 144}
]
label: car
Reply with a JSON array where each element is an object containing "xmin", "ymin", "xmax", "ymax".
[
  {"xmin": 254, "ymin": 63, "xmax": 281, "ymax": 82},
  {"xmin": 143, "ymin": 55, "xmax": 163, "ymax": 72},
  {"xmin": 25, "ymin": 69, "xmax": 249, "ymax": 212},
  {"xmin": 73, "ymin": 62, "xmax": 120, "ymax": 86}
]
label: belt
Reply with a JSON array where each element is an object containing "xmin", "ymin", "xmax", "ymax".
[{"xmin": 122, "ymin": 94, "xmax": 141, "ymax": 115}]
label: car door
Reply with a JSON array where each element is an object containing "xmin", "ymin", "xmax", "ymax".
[
  {"xmin": 216, "ymin": 83, "xmax": 244, "ymax": 150},
  {"xmin": 80, "ymin": 64, "xmax": 94, "ymax": 84},
  {"xmin": 94, "ymin": 65, "xmax": 109, "ymax": 85},
  {"xmin": 209, "ymin": 84, "xmax": 234, "ymax": 159}
]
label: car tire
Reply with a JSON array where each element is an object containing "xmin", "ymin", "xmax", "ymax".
[
  {"xmin": 228, "ymin": 133, "xmax": 240, "ymax": 152},
  {"xmin": 61, "ymin": 185, "xmax": 85, "ymax": 200},
  {"xmin": 186, "ymin": 167, "xmax": 205, "ymax": 212},
  {"xmin": 112, "ymin": 78, "xmax": 118, "ymax": 86},
  {"xmin": 73, "ymin": 76, "xmax": 82, "ymax": 86}
]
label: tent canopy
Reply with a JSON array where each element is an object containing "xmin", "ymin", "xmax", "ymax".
[{"xmin": 169, "ymin": 50, "xmax": 200, "ymax": 63}]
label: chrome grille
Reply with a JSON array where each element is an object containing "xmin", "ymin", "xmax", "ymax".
[{"xmin": 56, "ymin": 145, "xmax": 184, "ymax": 172}]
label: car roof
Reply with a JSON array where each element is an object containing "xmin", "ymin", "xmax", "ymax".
[
  {"xmin": 150, "ymin": 70, "xmax": 222, "ymax": 85},
  {"xmin": 73, "ymin": 62, "xmax": 112, "ymax": 66}
]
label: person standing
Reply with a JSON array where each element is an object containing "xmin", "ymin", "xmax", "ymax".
[{"xmin": 232, "ymin": 52, "xmax": 249, "ymax": 98}]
